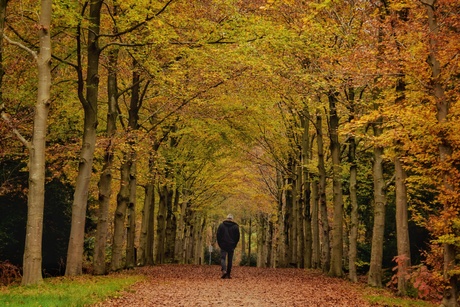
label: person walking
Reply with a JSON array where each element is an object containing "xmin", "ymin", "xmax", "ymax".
[{"xmin": 217, "ymin": 214, "xmax": 240, "ymax": 279}]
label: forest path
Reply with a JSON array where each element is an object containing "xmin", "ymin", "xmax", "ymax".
[{"xmin": 94, "ymin": 264, "xmax": 378, "ymax": 306}]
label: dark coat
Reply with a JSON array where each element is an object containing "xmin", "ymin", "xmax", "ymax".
[{"xmin": 217, "ymin": 220, "xmax": 240, "ymax": 252}]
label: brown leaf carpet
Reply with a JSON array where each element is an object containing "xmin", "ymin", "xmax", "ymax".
[{"xmin": 94, "ymin": 264, "xmax": 375, "ymax": 306}]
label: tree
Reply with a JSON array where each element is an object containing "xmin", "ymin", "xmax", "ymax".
[
  {"xmin": 423, "ymin": 0, "xmax": 459, "ymax": 304},
  {"xmin": 328, "ymin": 91, "xmax": 345, "ymax": 277},
  {"xmin": 1, "ymin": 0, "xmax": 52, "ymax": 285},
  {"xmin": 66, "ymin": 0, "xmax": 103, "ymax": 276}
]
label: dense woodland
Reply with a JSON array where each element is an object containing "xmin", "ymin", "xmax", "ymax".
[{"xmin": 0, "ymin": 0, "xmax": 459, "ymax": 305}]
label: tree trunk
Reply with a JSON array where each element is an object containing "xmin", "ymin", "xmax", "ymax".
[
  {"xmin": 66, "ymin": 0, "xmax": 102, "ymax": 276},
  {"xmin": 257, "ymin": 214, "xmax": 266, "ymax": 268},
  {"xmin": 111, "ymin": 156, "xmax": 130, "ymax": 271},
  {"xmin": 316, "ymin": 110, "xmax": 330, "ymax": 272},
  {"xmin": 395, "ymin": 156, "xmax": 411, "ymax": 295},
  {"xmin": 348, "ymin": 134, "xmax": 358, "ymax": 282},
  {"xmin": 267, "ymin": 219, "xmax": 274, "ymax": 267},
  {"xmin": 311, "ymin": 179, "xmax": 320, "ymax": 269},
  {"xmin": 275, "ymin": 169, "xmax": 285, "ymax": 267},
  {"xmin": 295, "ymin": 163, "xmax": 303, "ymax": 268},
  {"xmin": 368, "ymin": 122, "xmax": 387, "ymax": 287},
  {"xmin": 21, "ymin": 0, "xmax": 52, "ymax": 285},
  {"xmin": 328, "ymin": 92, "xmax": 344, "ymax": 277},
  {"xmin": 424, "ymin": 2, "xmax": 458, "ymax": 305},
  {"xmin": 156, "ymin": 184, "xmax": 168, "ymax": 264},
  {"xmin": 285, "ymin": 158, "xmax": 295, "ymax": 266},
  {"xmin": 138, "ymin": 176, "xmax": 154, "ymax": 266},
  {"xmin": 248, "ymin": 218, "xmax": 252, "ymax": 262},
  {"xmin": 93, "ymin": 46, "xmax": 119, "ymax": 275},
  {"xmin": 125, "ymin": 158, "xmax": 137, "ymax": 268},
  {"xmin": 125, "ymin": 64, "xmax": 142, "ymax": 268},
  {"xmin": 301, "ymin": 111, "xmax": 312, "ymax": 269},
  {"xmin": 347, "ymin": 87, "xmax": 359, "ymax": 283},
  {"xmin": 165, "ymin": 191, "xmax": 176, "ymax": 262}
]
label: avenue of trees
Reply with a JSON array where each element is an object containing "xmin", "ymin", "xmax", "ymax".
[{"xmin": 0, "ymin": 0, "xmax": 459, "ymax": 305}]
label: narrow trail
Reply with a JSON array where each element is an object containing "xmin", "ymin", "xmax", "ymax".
[{"xmin": 95, "ymin": 265, "xmax": 378, "ymax": 306}]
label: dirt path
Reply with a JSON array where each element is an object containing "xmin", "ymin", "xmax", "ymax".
[{"xmin": 95, "ymin": 265, "xmax": 377, "ymax": 306}]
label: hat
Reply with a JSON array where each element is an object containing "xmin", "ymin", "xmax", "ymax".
[{"xmin": 226, "ymin": 214, "xmax": 234, "ymax": 220}]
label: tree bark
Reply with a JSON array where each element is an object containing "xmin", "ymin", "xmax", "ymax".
[
  {"xmin": 368, "ymin": 122, "xmax": 387, "ymax": 287},
  {"xmin": 301, "ymin": 111, "xmax": 312, "ymax": 269},
  {"xmin": 138, "ymin": 175, "xmax": 154, "ymax": 266},
  {"xmin": 348, "ymin": 134, "xmax": 358, "ymax": 282},
  {"xmin": 93, "ymin": 45, "xmax": 119, "ymax": 275},
  {"xmin": 21, "ymin": 0, "xmax": 51, "ymax": 285},
  {"xmin": 125, "ymin": 65, "xmax": 141, "ymax": 268},
  {"xmin": 347, "ymin": 87, "xmax": 359, "ymax": 283},
  {"xmin": 328, "ymin": 91, "xmax": 344, "ymax": 277},
  {"xmin": 395, "ymin": 156, "xmax": 411, "ymax": 295},
  {"xmin": 125, "ymin": 157, "xmax": 137, "ymax": 268},
  {"xmin": 156, "ymin": 184, "xmax": 168, "ymax": 263},
  {"xmin": 66, "ymin": 0, "xmax": 102, "ymax": 276},
  {"xmin": 311, "ymin": 179, "xmax": 320, "ymax": 269},
  {"xmin": 424, "ymin": 1, "xmax": 458, "ymax": 305},
  {"xmin": 316, "ymin": 110, "xmax": 330, "ymax": 272},
  {"xmin": 111, "ymin": 155, "xmax": 130, "ymax": 271}
]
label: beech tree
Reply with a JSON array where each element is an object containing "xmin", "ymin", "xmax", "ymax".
[
  {"xmin": 1, "ymin": 0, "xmax": 52, "ymax": 285},
  {"xmin": 65, "ymin": 0, "xmax": 103, "ymax": 276}
]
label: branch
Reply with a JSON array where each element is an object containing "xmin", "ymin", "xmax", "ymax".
[
  {"xmin": 0, "ymin": 104, "xmax": 31, "ymax": 149},
  {"xmin": 99, "ymin": 41, "xmax": 154, "ymax": 53},
  {"xmin": 3, "ymin": 34, "xmax": 37, "ymax": 60},
  {"xmin": 144, "ymin": 67, "xmax": 248, "ymax": 133},
  {"xmin": 99, "ymin": 0, "xmax": 176, "ymax": 39}
]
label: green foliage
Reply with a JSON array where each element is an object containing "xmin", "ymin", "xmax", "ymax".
[{"xmin": 0, "ymin": 274, "xmax": 143, "ymax": 306}]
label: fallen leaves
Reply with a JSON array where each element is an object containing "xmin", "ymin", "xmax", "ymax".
[{"xmin": 94, "ymin": 265, "xmax": 376, "ymax": 306}]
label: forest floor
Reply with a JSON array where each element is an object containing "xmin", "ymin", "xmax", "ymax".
[{"xmin": 92, "ymin": 264, "xmax": 419, "ymax": 307}]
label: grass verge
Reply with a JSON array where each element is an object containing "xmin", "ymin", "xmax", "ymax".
[
  {"xmin": 0, "ymin": 273, "xmax": 143, "ymax": 307},
  {"xmin": 363, "ymin": 287, "xmax": 437, "ymax": 307}
]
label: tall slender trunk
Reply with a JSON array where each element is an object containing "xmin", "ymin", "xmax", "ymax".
[
  {"xmin": 424, "ymin": 1, "xmax": 458, "ymax": 305},
  {"xmin": 284, "ymin": 160, "xmax": 295, "ymax": 265},
  {"xmin": 311, "ymin": 179, "xmax": 320, "ymax": 269},
  {"xmin": 20, "ymin": 0, "xmax": 51, "ymax": 285},
  {"xmin": 138, "ymin": 174, "xmax": 154, "ymax": 266},
  {"xmin": 111, "ymin": 155, "xmax": 130, "ymax": 271},
  {"xmin": 316, "ymin": 110, "xmax": 330, "ymax": 272},
  {"xmin": 93, "ymin": 45, "xmax": 119, "ymax": 275},
  {"xmin": 164, "ymin": 188, "xmax": 176, "ymax": 261},
  {"xmin": 275, "ymin": 169, "xmax": 285, "ymax": 267},
  {"xmin": 156, "ymin": 184, "xmax": 168, "ymax": 263},
  {"xmin": 348, "ymin": 87, "xmax": 359, "ymax": 283},
  {"xmin": 257, "ymin": 214, "xmax": 266, "ymax": 268},
  {"xmin": 66, "ymin": 0, "xmax": 102, "ymax": 276},
  {"xmin": 368, "ymin": 122, "xmax": 387, "ymax": 287},
  {"xmin": 295, "ymin": 163, "xmax": 303, "ymax": 268},
  {"xmin": 301, "ymin": 110, "xmax": 312, "ymax": 269},
  {"xmin": 395, "ymin": 156, "xmax": 411, "ymax": 294},
  {"xmin": 348, "ymin": 135, "xmax": 358, "ymax": 282},
  {"xmin": 248, "ymin": 218, "xmax": 252, "ymax": 262},
  {"xmin": 328, "ymin": 91, "xmax": 344, "ymax": 277},
  {"xmin": 125, "ymin": 157, "xmax": 137, "ymax": 268}
]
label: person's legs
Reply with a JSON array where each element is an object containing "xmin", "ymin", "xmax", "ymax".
[
  {"xmin": 220, "ymin": 250, "xmax": 228, "ymax": 277},
  {"xmin": 226, "ymin": 250, "xmax": 234, "ymax": 277}
]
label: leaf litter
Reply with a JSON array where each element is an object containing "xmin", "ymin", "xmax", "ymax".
[{"xmin": 94, "ymin": 264, "xmax": 384, "ymax": 306}]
